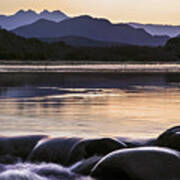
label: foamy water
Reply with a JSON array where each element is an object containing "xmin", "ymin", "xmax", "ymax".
[{"xmin": 0, "ymin": 162, "xmax": 93, "ymax": 180}]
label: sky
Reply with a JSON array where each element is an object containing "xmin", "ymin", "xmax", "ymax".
[{"xmin": 0, "ymin": 0, "xmax": 180, "ymax": 25}]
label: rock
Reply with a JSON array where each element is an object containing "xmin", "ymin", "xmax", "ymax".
[
  {"xmin": 0, "ymin": 135, "xmax": 47, "ymax": 160},
  {"xmin": 71, "ymin": 156, "xmax": 102, "ymax": 176},
  {"xmin": 28, "ymin": 137, "xmax": 81, "ymax": 165},
  {"xmin": 156, "ymin": 126, "xmax": 180, "ymax": 150},
  {"xmin": 117, "ymin": 137, "xmax": 156, "ymax": 148},
  {"xmin": 66, "ymin": 138, "xmax": 126, "ymax": 166},
  {"xmin": 0, "ymin": 154, "xmax": 21, "ymax": 164},
  {"xmin": 91, "ymin": 147, "xmax": 180, "ymax": 180}
]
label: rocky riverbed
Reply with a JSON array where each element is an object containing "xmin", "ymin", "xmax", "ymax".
[{"xmin": 0, "ymin": 126, "xmax": 180, "ymax": 179}]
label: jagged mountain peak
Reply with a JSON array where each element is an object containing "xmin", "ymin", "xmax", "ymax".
[
  {"xmin": 40, "ymin": 10, "xmax": 50, "ymax": 15},
  {"xmin": 66, "ymin": 15, "xmax": 112, "ymax": 26},
  {"xmin": 15, "ymin": 10, "xmax": 25, "ymax": 15},
  {"xmin": 15, "ymin": 9, "xmax": 37, "ymax": 15},
  {"xmin": 0, "ymin": 9, "xmax": 69, "ymax": 30},
  {"xmin": 40, "ymin": 9, "xmax": 67, "ymax": 16}
]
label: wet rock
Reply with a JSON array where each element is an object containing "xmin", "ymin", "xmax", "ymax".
[
  {"xmin": 66, "ymin": 138, "xmax": 126, "ymax": 166},
  {"xmin": 0, "ymin": 135, "xmax": 47, "ymax": 160},
  {"xmin": 28, "ymin": 137, "xmax": 81, "ymax": 165},
  {"xmin": 117, "ymin": 137, "xmax": 156, "ymax": 148},
  {"xmin": 91, "ymin": 147, "xmax": 180, "ymax": 180},
  {"xmin": 156, "ymin": 126, "xmax": 180, "ymax": 151},
  {"xmin": 71, "ymin": 156, "xmax": 102, "ymax": 176},
  {"xmin": 0, "ymin": 154, "xmax": 21, "ymax": 164}
]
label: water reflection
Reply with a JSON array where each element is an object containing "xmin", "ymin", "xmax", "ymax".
[{"xmin": 1, "ymin": 72, "xmax": 180, "ymax": 138}]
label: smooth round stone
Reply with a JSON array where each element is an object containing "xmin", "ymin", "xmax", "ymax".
[
  {"xmin": 0, "ymin": 135, "xmax": 47, "ymax": 160},
  {"xmin": 71, "ymin": 156, "xmax": 102, "ymax": 175},
  {"xmin": 91, "ymin": 147, "xmax": 180, "ymax": 180},
  {"xmin": 156, "ymin": 126, "xmax": 180, "ymax": 151},
  {"xmin": 28, "ymin": 137, "xmax": 81, "ymax": 165},
  {"xmin": 117, "ymin": 137, "xmax": 156, "ymax": 148},
  {"xmin": 66, "ymin": 138, "xmax": 127, "ymax": 166}
]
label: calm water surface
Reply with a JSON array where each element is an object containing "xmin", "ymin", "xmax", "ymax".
[{"xmin": 0, "ymin": 72, "xmax": 180, "ymax": 139}]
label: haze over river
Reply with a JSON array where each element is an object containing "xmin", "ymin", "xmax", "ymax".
[{"xmin": 1, "ymin": 71, "xmax": 180, "ymax": 139}]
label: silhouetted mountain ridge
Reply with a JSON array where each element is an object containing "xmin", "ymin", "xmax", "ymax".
[
  {"xmin": 129, "ymin": 23, "xmax": 180, "ymax": 37},
  {"xmin": 0, "ymin": 9, "xmax": 68, "ymax": 30},
  {"xmin": 40, "ymin": 36, "xmax": 129, "ymax": 47},
  {"xmin": 13, "ymin": 15, "xmax": 169, "ymax": 47},
  {"xmin": 1, "ymin": 10, "xmax": 180, "ymax": 38}
]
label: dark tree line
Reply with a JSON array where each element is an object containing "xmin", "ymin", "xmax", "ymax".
[{"xmin": 0, "ymin": 29, "xmax": 180, "ymax": 62}]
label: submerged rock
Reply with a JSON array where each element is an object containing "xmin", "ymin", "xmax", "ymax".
[
  {"xmin": 28, "ymin": 137, "xmax": 81, "ymax": 165},
  {"xmin": 156, "ymin": 126, "xmax": 180, "ymax": 151},
  {"xmin": 91, "ymin": 147, "xmax": 180, "ymax": 180},
  {"xmin": 66, "ymin": 138, "xmax": 126, "ymax": 166}
]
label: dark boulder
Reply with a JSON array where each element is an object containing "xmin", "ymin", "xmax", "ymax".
[
  {"xmin": 28, "ymin": 137, "xmax": 81, "ymax": 165},
  {"xmin": 0, "ymin": 135, "xmax": 47, "ymax": 160},
  {"xmin": 117, "ymin": 137, "xmax": 156, "ymax": 148},
  {"xmin": 156, "ymin": 126, "xmax": 180, "ymax": 150},
  {"xmin": 66, "ymin": 138, "xmax": 126, "ymax": 166},
  {"xmin": 91, "ymin": 147, "xmax": 180, "ymax": 180},
  {"xmin": 0, "ymin": 154, "xmax": 21, "ymax": 164}
]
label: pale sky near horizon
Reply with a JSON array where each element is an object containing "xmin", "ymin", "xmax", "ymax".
[{"xmin": 0, "ymin": 0, "xmax": 179, "ymax": 25}]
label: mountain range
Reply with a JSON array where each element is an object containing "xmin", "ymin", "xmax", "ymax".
[
  {"xmin": 13, "ymin": 16, "xmax": 169, "ymax": 47},
  {"xmin": 1, "ymin": 28, "xmax": 180, "ymax": 62},
  {"xmin": 0, "ymin": 10, "xmax": 180, "ymax": 47},
  {"xmin": 129, "ymin": 23, "xmax": 180, "ymax": 37},
  {"xmin": 0, "ymin": 10, "xmax": 180, "ymax": 37},
  {"xmin": 0, "ymin": 9, "xmax": 68, "ymax": 30},
  {"xmin": 40, "ymin": 36, "xmax": 129, "ymax": 47}
]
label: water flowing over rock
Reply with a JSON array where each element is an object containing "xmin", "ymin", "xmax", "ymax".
[{"xmin": 0, "ymin": 163, "xmax": 93, "ymax": 180}]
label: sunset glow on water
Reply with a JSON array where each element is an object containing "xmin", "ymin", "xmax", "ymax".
[{"xmin": 0, "ymin": 72, "xmax": 180, "ymax": 139}]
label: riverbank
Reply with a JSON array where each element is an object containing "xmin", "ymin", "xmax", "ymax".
[{"xmin": 1, "ymin": 63, "xmax": 180, "ymax": 73}]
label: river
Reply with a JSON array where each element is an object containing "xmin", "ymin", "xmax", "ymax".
[{"xmin": 0, "ymin": 72, "xmax": 180, "ymax": 139}]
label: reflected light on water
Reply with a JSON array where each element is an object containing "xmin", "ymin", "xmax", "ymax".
[{"xmin": 1, "ymin": 87, "xmax": 180, "ymax": 139}]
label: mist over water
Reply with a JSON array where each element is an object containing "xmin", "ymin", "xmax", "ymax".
[{"xmin": 1, "ymin": 72, "xmax": 180, "ymax": 139}]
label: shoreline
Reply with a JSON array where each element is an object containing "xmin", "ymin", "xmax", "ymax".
[{"xmin": 1, "ymin": 63, "xmax": 180, "ymax": 73}]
